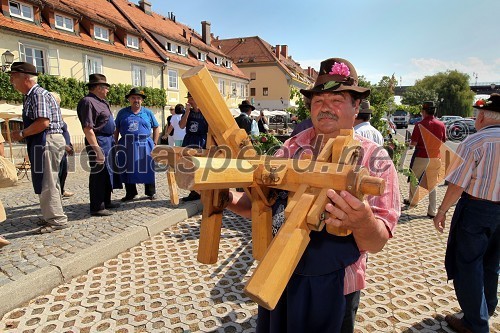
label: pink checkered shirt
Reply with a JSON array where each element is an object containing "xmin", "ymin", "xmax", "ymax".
[{"xmin": 275, "ymin": 128, "xmax": 401, "ymax": 294}]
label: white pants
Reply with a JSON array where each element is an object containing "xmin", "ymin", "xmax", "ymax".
[{"xmin": 39, "ymin": 134, "xmax": 67, "ymax": 226}]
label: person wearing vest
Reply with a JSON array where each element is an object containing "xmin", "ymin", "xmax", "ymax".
[
  {"xmin": 77, "ymin": 74, "xmax": 121, "ymax": 217},
  {"xmin": 114, "ymin": 88, "xmax": 159, "ymax": 202},
  {"xmin": 179, "ymin": 92, "xmax": 208, "ymax": 202},
  {"xmin": 225, "ymin": 58, "xmax": 401, "ymax": 332},
  {"xmin": 9, "ymin": 62, "xmax": 68, "ymax": 234},
  {"xmin": 434, "ymin": 94, "xmax": 500, "ymax": 333}
]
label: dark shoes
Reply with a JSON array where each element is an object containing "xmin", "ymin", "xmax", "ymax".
[
  {"xmin": 121, "ymin": 195, "xmax": 136, "ymax": 202},
  {"xmin": 105, "ymin": 202, "xmax": 120, "ymax": 209},
  {"xmin": 148, "ymin": 194, "xmax": 157, "ymax": 200},
  {"xmin": 91, "ymin": 209, "xmax": 113, "ymax": 217},
  {"xmin": 444, "ymin": 315, "xmax": 473, "ymax": 333},
  {"xmin": 181, "ymin": 191, "xmax": 201, "ymax": 202}
]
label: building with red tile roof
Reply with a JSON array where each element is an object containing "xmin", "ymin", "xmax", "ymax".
[
  {"xmin": 0, "ymin": 0, "xmax": 249, "ymax": 114},
  {"xmin": 213, "ymin": 36, "xmax": 317, "ymax": 110}
]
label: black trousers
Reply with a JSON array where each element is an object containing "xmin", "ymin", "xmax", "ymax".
[
  {"xmin": 89, "ymin": 162, "xmax": 112, "ymax": 212},
  {"xmin": 124, "ymin": 183, "xmax": 155, "ymax": 197}
]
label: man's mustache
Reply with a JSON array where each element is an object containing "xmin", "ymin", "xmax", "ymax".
[{"xmin": 317, "ymin": 112, "xmax": 338, "ymax": 121}]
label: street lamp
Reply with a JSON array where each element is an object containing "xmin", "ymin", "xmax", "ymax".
[
  {"xmin": 1, "ymin": 50, "xmax": 14, "ymax": 72},
  {"xmin": 472, "ymin": 72, "xmax": 478, "ymax": 86},
  {"xmin": 491, "ymin": 83, "xmax": 496, "ymax": 92}
]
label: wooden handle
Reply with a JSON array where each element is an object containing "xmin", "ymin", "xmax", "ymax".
[{"xmin": 359, "ymin": 175, "xmax": 385, "ymax": 196}]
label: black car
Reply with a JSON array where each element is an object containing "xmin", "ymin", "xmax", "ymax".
[{"xmin": 446, "ymin": 119, "xmax": 477, "ymax": 142}]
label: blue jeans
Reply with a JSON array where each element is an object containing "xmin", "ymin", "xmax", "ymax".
[{"xmin": 452, "ymin": 198, "xmax": 499, "ymax": 332}]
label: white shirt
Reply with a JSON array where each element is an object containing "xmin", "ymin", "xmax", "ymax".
[
  {"xmin": 354, "ymin": 122, "xmax": 384, "ymax": 146},
  {"xmin": 170, "ymin": 114, "xmax": 186, "ymax": 142}
]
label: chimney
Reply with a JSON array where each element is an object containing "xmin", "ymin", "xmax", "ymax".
[
  {"xmin": 183, "ymin": 29, "xmax": 187, "ymax": 38},
  {"xmin": 308, "ymin": 66, "xmax": 312, "ymax": 77},
  {"xmin": 281, "ymin": 45, "xmax": 288, "ymax": 58},
  {"xmin": 201, "ymin": 21, "xmax": 211, "ymax": 46},
  {"xmin": 138, "ymin": 0, "xmax": 152, "ymax": 15},
  {"xmin": 275, "ymin": 45, "xmax": 281, "ymax": 59}
]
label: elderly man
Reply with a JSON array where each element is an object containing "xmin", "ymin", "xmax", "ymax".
[
  {"xmin": 405, "ymin": 101, "xmax": 446, "ymax": 216},
  {"xmin": 77, "ymin": 74, "xmax": 121, "ymax": 217},
  {"xmin": 227, "ymin": 58, "xmax": 401, "ymax": 332},
  {"xmin": 114, "ymin": 88, "xmax": 159, "ymax": 201},
  {"xmin": 353, "ymin": 100, "xmax": 384, "ymax": 145},
  {"xmin": 434, "ymin": 94, "xmax": 500, "ymax": 333},
  {"xmin": 9, "ymin": 62, "xmax": 68, "ymax": 233}
]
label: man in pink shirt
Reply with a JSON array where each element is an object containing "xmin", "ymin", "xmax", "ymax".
[{"xmin": 226, "ymin": 57, "xmax": 400, "ymax": 332}]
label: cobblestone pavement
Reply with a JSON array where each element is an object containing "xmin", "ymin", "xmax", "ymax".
[{"xmin": 0, "ymin": 155, "xmax": 499, "ymax": 332}]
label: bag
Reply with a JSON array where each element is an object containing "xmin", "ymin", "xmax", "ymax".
[{"xmin": 0, "ymin": 156, "xmax": 18, "ymax": 188}]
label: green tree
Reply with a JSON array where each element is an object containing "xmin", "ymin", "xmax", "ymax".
[{"xmin": 286, "ymin": 87, "xmax": 309, "ymax": 121}]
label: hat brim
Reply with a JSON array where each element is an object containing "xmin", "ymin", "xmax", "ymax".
[
  {"xmin": 125, "ymin": 93, "xmax": 146, "ymax": 99},
  {"xmin": 86, "ymin": 82, "xmax": 110, "ymax": 87},
  {"xmin": 300, "ymin": 83, "xmax": 370, "ymax": 99},
  {"xmin": 239, "ymin": 105, "xmax": 255, "ymax": 111},
  {"xmin": 473, "ymin": 105, "xmax": 500, "ymax": 112},
  {"xmin": 7, "ymin": 69, "xmax": 38, "ymax": 76}
]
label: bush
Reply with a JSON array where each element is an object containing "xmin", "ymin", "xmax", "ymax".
[{"xmin": 252, "ymin": 133, "xmax": 282, "ymax": 155}]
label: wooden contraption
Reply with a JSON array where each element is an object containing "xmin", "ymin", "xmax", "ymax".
[{"xmin": 151, "ymin": 65, "xmax": 385, "ymax": 310}]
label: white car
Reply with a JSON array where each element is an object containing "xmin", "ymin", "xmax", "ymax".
[{"xmin": 439, "ymin": 115, "xmax": 463, "ymax": 124}]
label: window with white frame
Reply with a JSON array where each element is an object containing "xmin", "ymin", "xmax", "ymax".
[
  {"xmin": 94, "ymin": 25, "xmax": 109, "ymax": 41},
  {"xmin": 240, "ymin": 83, "xmax": 246, "ymax": 98},
  {"xmin": 224, "ymin": 60, "xmax": 232, "ymax": 69},
  {"xmin": 218, "ymin": 79, "xmax": 225, "ymax": 95},
  {"xmin": 20, "ymin": 44, "xmax": 46, "ymax": 73},
  {"xmin": 166, "ymin": 42, "xmax": 175, "ymax": 53},
  {"xmin": 55, "ymin": 14, "xmax": 74, "ymax": 32},
  {"xmin": 168, "ymin": 69, "xmax": 178, "ymax": 89},
  {"xmin": 85, "ymin": 55, "xmax": 103, "ymax": 77},
  {"xmin": 126, "ymin": 35, "xmax": 139, "ymax": 49},
  {"xmin": 132, "ymin": 65, "xmax": 146, "ymax": 86},
  {"xmin": 213, "ymin": 57, "xmax": 219, "ymax": 65},
  {"xmin": 231, "ymin": 82, "xmax": 237, "ymax": 96},
  {"xmin": 177, "ymin": 45, "xmax": 186, "ymax": 56},
  {"xmin": 197, "ymin": 52, "xmax": 206, "ymax": 62},
  {"xmin": 9, "ymin": 1, "xmax": 33, "ymax": 21}
]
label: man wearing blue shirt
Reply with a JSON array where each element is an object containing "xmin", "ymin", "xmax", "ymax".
[{"xmin": 114, "ymin": 88, "xmax": 160, "ymax": 201}]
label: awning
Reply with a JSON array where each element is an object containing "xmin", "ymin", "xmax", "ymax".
[{"xmin": 0, "ymin": 103, "xmax": 77, "ymax": 161}]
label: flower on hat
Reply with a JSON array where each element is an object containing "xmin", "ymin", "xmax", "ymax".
[
  {"xmin": 474, "ymin": 99, "xmax": 489, "ymax": 108},
  {"xmin": 329, "ymin": 62, "xmax": 350, "ymax": 77}
]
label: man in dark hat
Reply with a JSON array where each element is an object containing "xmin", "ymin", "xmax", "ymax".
[
  {"xmin": 77, "ymin": 73, "xmax": 121, "ymax": 216},
  {"xmin": 225, "ymin": 58, "xmax": 400, "ymax": 332},
  {"xmin": 434, "ymin": 94, "xmax": 500, "ymax": 333},
  {"xmin": 405, "ymin": 101, "xmax": 447, "ymax": 216},
  {"xmin": 9, "ymin": 62, "xmax": 68, "ymax": 233},
  {"xmin": 234, "ymin": 100, "xmax": 255, "ymax": 135},
  {"xmin": 353, "ymin": 100, "xmax": 384, "ymax": 145},
  {"xmin": 179, "ymin": 91, "xmax": 208, "ymax": 202},
  {"xmin": 114, "ymin": 88, "xmax": 159, "ymax": 201}
]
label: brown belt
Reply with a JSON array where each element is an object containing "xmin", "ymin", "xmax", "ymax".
[{"xmin": 465, "ymin": 193, "xmax": 500, "ymax": 205}]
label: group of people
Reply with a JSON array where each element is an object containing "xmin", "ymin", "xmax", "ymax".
[{"xmin": 3, "ymin": 57, "xmax": 498, "ymax": 333}]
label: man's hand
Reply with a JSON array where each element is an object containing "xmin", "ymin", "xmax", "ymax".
[
  {"xmin": 433, "ymin": 212, "xmax": 446, "ymax": 233},
  {"xmin": 324, "ymin": 189, "xmax": 373, "ymax": 231},
  {"xmin": 94, "ymin": 149, "xmax": 105, "ymax": 164}
]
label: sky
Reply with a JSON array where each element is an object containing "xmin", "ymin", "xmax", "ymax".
[{"xmin": 132, "ymin": 0, "xmax": 500, "ymax": 86}]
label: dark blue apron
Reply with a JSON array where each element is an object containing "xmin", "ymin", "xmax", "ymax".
[
  {"xmin": 87, "ymin": 114, "xmax": 121, "ymax": 189},
  {"xmin": 116, "ymin": 111, "xmax": 155, "ymax": 184},
  {"xmin": 257, "ymin": 146, "xmax": 361, "ymax": 332},
  {"xmin": 22, "ymin": 112, "xmax": 46, "ymax": 194}
]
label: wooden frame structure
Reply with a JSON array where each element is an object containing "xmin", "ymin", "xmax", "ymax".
[{"xmin": 152, "ymin": 66, "xmax": 385, "ymax": 310}]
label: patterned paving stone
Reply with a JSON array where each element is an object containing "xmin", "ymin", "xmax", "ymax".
[{"xmin": 1, "ymin": 160, "xmax": 499, "ymax": 331}]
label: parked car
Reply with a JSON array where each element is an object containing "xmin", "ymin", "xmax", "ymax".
[
  {"xmin": 439, "ymin": 115, "xmax": 463, "ymax": 124},
  {"xmin": 390, "ymin": 110, "xmax": 410, "ymax": 129},
  {"xmin": 409, "ymin": 116, "xmax": 422, "ymax": 125},
  {"xmin": 446, "ymin": 118, "xmax": 476, "ymax": 142}
]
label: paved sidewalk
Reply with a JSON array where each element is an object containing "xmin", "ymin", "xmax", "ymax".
[
  {"xmin": 0, "ymin": 154, "xmax": 498, "ymax": 332},
  {"xmin": 0, "ymin": 154, "xmax": 202, "ymax": 317}
]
